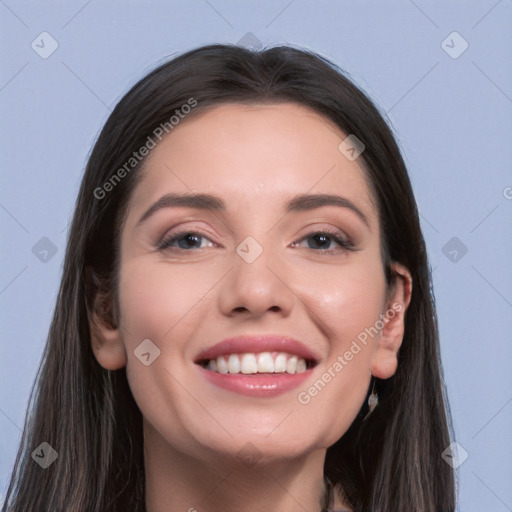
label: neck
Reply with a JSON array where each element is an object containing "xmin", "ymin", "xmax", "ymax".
[{"xmin": 143, "ymin": 419, "xmax": 341, "ymax": 512}]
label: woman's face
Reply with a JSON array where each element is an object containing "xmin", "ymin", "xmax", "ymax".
[{"xmin": 93, "ymin": 102, "xmax": 409, "ymax": 465}]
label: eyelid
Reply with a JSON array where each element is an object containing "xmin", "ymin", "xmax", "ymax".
[
  {"xmin": 158, "ymin": 221, "xmax": 217, "ymax": 240},
  {"xmin": 295, "ymin": 220, "xmax": 354, "ymax": 240}
]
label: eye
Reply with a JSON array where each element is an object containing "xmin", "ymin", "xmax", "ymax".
[
  {"xmin": 291, "ymin": 229, "xmax": 355, "ymax": 255},
  {"xmin": 157, "ymin": 231, "xmax": 217, "ymax": 251},
  {"xmin": 157, "ymin": 228, "xmax": 355, "ymax": 255}
]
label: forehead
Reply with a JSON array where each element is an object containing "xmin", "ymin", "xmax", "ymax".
[{"xmin": 125, "ymin": 102, "xmax": 377, "ymax": 226}]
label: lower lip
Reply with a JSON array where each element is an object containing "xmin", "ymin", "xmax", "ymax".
[{"xmin": 197, "ymin": 365, "xmax": 313, "ymax": 397}]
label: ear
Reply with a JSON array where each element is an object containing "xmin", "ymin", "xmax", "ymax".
[
  {"xmin": 86, "ymin": 269, "xmax": 127, "ymax": 370},
  {"xmin": 370, "ymin": 262, "xmax": 412, "ymax": 380}
]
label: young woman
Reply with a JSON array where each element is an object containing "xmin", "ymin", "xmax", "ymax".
[{"xmin": 2, "ymin": 43, "xmax": 456, "ymax": 511}]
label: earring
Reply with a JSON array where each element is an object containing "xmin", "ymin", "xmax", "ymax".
[{"xmin": 363, "ymin": 378, "xmax": 378, "ymax": 420}]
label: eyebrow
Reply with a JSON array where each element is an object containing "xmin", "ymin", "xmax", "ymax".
[{"xmin": 136, "ymin": 192, "xmax": 370, "ymax": 229}]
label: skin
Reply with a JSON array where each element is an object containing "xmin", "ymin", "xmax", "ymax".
[{"xmin": 90, "ymin": 102, "xmax": 412, "ymax": 512}]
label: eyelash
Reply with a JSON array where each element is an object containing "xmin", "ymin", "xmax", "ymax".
[{"xmin": 157, "ymin": 228, "xmax": 355, "ymax": 255}]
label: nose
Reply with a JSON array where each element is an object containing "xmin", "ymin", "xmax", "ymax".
[{"xmin": 217, "ymin": 240, "xmax": 296, "ymax": 319}]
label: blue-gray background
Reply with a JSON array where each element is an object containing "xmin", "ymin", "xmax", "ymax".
[{"xmin": 1, "ymin": 1, "xmax": 511, "ymax": 510}]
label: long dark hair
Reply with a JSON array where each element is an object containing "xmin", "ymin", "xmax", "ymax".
[{"xmin": 2, "ymin": 43, "xmax": 456, "ymax": 511}]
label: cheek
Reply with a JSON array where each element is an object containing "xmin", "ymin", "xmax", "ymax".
[
  {"xmin": 116, "ymin": 260, "xmax": 218, "ymax": 449},
  {"xmin": 117, "ymin": 258, "xmax": 214, "ymax": 344},
  {"xmin": 302, "ymin": 252, "xmax": 386, "ymax": 348},
  {"xmin": 294, "ymin": 256, "xmax": 386, "ymax": 445},
  {"xmin": 115, "ymin": 259, "xmax": 203, "ymax": 405}
]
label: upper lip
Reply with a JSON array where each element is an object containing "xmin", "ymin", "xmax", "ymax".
[{"xmin": 194, "ymin": 335, "xmax": 321, "ymax": 364}]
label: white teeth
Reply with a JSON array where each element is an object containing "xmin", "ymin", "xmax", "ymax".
[
  {"xmin": 228, "ymin": 354, "xmax": 240, "ymax": 373},
  {"xmin": 296, "ymin": 358, "xmax": 307, "ymax": 373},
  {"xmin": 286, "ymin": 356, "xmax": 298, "ymax": 374},
  {"xmin": 241, "ymin": 353, "xmax": 258, "ymax": 374},
  {"xmin": 206, "ymin": 352, "xmax": 310, "ymax": 375},
  {"xmin": 257, "ymin": 352, "xmax": 274, "ymax": 373},
  {"xmin": 274, "ymin": 353, "xmax": 287, "ymax": 373},
  {"xmin": 216, "ymin": 356, "xmax": 228, "ymax": 374}
]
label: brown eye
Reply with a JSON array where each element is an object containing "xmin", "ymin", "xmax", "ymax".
[
  {"xmin": 158, "ymin": 231, "xmax": 215, "ymax": 251},
  {"xmin": 292, "ymin": 230, "xmax": 355, "ymax": 255}
]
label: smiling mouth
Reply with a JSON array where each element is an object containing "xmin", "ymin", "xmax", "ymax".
[{"xmin": 196, "ymin": 351, "xmax": 318, "ymax": 375}]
